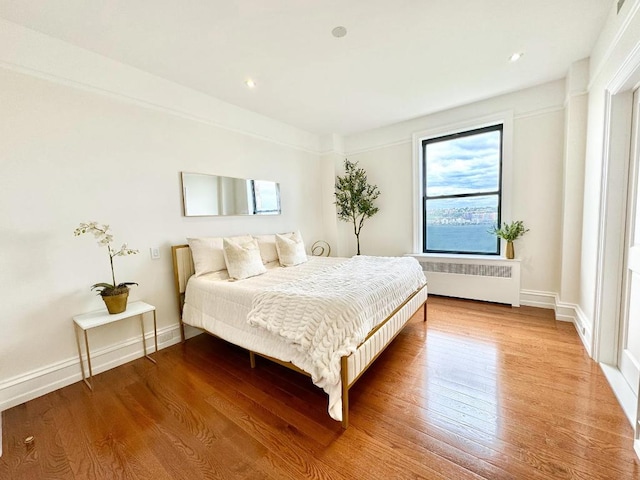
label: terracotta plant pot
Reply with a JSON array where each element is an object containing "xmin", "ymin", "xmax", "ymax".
[{"xmin": 102, "ymin": 289, "xmax": 129, "ymax": 314}]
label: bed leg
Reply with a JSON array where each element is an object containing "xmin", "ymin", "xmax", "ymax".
[
  {"xmin": 179, "ymin": 319, "xmax": 186, "ymax": 342},
  {"xmin": 341, "ymin": 356, "xmax": 349, "ymax": 429},
  {"xmin": 249, "ymin": 351, "xmax": 256, "ymax": 369},
  {"xmin": 423, "ymin": 301, "xmax": 427, "ymax": 322}
]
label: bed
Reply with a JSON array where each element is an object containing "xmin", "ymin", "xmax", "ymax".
[{"xmin": 171, "ymin": 237, "xmax": 428, "ymax": 428}]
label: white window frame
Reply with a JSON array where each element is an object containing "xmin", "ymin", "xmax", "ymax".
[{"xmin": 411, "ymin": 111, "xmax": 514, "ymax": 256}]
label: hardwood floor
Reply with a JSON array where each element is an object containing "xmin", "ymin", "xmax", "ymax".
[{"xmin": 1, "ymin": 296, "xmax": 639, "ymax": 479}]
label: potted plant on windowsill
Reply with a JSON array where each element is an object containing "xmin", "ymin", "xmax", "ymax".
[
  {"xmin": 489, "ymin": 220, "xmax": 529, "ymax": 259},
  {"xmin": 74, "ymin": 221, "xmax": 139, "ymax": 314}
]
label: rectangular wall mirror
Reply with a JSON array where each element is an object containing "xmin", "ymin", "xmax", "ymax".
[{"xmin": 181, "ymin": 172, "xmax": 281, "ymax": 217}]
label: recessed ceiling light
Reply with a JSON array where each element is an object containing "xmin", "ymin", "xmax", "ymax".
[
  {"xmin": 332, "ymin": 26, "xmax": 347, "ymax": 38},
  {"xmin": 509, "ymin": 52, "xmax": 524, "ymax": 62},
  {"xmin": 245, "ymin": 79, "xmax": 256, "ymax": 88}
]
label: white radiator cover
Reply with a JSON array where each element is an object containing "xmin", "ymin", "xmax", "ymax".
[{"xmin": 409, "ymin": 255, "xmax": 521, "ymax": 307}]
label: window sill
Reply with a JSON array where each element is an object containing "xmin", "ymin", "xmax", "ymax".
[{"xmin": 406, "ymin": 252, "xmax": 521, "ymax": 262}]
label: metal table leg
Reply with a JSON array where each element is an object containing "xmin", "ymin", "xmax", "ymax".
[
  {"xmin": 74, "ymin": 323, "xmax": 94, "ymax": 391},
  {"xmin": 140, "ymin": 311, "xmax": 157, "ymax": 364}
]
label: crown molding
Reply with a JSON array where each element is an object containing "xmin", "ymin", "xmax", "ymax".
[{"xmin": 0, "ymin": 19, "xmax": 321, "ymax": 154}]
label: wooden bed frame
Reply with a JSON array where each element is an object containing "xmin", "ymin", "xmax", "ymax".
[{"xmin": 171, "ymin": 244, "xmax": 428, "ymax": 428}]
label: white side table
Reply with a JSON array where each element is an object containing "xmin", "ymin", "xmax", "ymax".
[{"xmin": 73, "ymin": 300, "xmax": 157, "ymax": 390}]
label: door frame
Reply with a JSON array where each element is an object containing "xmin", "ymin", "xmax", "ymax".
[
  {"xmin": 593, "ymin": 89, "xmax": 634, "ymax": 366},
  {"xmin": 618, "ymin": 89, "xmax": 640, "ymax": 396},
  {"xmin": 593, "ymin": 47, "xmax": 640, "ymax": 442}
]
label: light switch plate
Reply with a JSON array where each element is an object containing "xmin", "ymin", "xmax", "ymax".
[{"xmin": 150, "ymin": 247, "xmax": 160, "ymax": 259}]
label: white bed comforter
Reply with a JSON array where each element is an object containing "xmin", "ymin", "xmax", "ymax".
[{"xmin": 247, "ymin": 255, "xmax": 426, "ymax": 419}]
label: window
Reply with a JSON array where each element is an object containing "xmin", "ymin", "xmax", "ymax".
[
  {"xmin": 422, "ymin": 124, "xmax": 503, "ymax": 255},
  {"xmin": 251, "ymin": 180, "xmax": 280, "ymax": 214}
]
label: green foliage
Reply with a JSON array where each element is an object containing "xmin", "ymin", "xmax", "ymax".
[
  {"xmin": 91, "ymin": 282, "xmax": 138, "ymax": 296},
  {"xmin": 335, "ymin": 159, "xmax": 380, "ymax": 255},
  {"xmin": 488, "ymin": 220, "xmax": 529, "ymax": 242}
]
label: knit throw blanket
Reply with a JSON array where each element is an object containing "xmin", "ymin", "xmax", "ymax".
[{"xmin": 247, "ymin": 255, "xmax": 426, "ymax": 420}]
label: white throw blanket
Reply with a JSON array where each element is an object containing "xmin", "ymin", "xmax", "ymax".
[{"xmin": 247, "ymin": 255, "xmax": 426, "ymax": 420}]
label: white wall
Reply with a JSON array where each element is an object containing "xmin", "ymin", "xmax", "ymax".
[
  {"xmin": 338, "ymin": 142, "xmax": 414, "ymax": 257},
  {"xmin": 560, "ymin": 59, "xmax": 589, "ymax": 306},
  {"xmin": 338, "ymin": 81, "xmax": 566, "ymax": 298},
  {"xmin": 0, "ymin": 66, "xmax": 322, "ymax": 409}
]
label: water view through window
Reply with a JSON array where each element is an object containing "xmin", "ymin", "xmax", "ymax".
[{"xmin": 423, "ymin": 125, "xmax": 502, "ymax": 254}]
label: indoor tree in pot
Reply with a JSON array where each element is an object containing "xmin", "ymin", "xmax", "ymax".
[
  {"xmin": 74, "ymin": 221, "xmax": 139, "ymax": 314},
  {"xmin": 335, "ymin": 159, "xmax": 381, "ymax": 255},
  {"xmin": 489, "ymin": 220, "xmax": 529, "ymax": 259}
]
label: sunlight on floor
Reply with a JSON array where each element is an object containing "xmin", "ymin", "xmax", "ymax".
[{"xmin": 424, "ymin": 331, "xmax": 500, "ymax": 443}]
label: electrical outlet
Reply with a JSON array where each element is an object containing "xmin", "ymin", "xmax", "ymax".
[
  {"xmin": 157, "ymin": 332, "xmax": 173, "ymax": 344},
  {"xmin": 150, "ymin": 247, "xmax": 160, "ymax": 259}
]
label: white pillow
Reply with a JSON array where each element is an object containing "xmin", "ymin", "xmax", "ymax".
[
  {"xmin": 253, "ymin": 234, "xmax": 279, "ymax": 264},
  {"xmin": 223, "ymin": 238, "xmax": 267, "ymax": 280},
  {"xmin": 187, "ymin": 237, "xmax": 224, "ymax": 276},
  {"xmin": 187, "ymin": 235, "xmax": 252, "ymax": 276},
  {"xmin": 275, "ymin": 231, "xmax": 308, "ymax": 267}
]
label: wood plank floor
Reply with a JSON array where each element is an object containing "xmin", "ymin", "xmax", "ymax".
[{"xmin": 2, "ymin": 296, "xmax": 639, "ymax": 479}]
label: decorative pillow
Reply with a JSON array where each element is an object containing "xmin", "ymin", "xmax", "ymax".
[
  {"xmin": 253, "ymin": 234, "xmax": 279, "ymax": 264},
  {"xmin": 187, "ymin": 235, "xmax": 252, "ymax": 276},
  {"xmin": 275, "ymin": 231, "xmax": 308, "ymax": 267},
  {"xmin": 223, "ymin": 238, "xmax": 267, "ymax": 280},
  {"xmin": 187, "ymin": 237, "xmax": 225, "ymax": 277}
]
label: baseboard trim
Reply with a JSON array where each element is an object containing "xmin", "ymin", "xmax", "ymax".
[
  {"xmin": 520, "ymin": 289, "xmax": 557, "ymax": 310},
  {"xmin": 0, "ymin": 323, "xmax": 199, "ymax": 413},
  {"xmin": 520, "ymin": 289, "xmax": 592, "ymax": 356},
  {"xmin": 572, "ymin": 304, "xmax": 593, "ymax": 357},
  {"xmin": 600, "ymin": 362, "xmax": 637, "ymax": 427}
]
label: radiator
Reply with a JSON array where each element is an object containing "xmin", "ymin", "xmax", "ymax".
[{"xmin": 411, "ymin": 256, "xmax": 521, "ymax": 307}]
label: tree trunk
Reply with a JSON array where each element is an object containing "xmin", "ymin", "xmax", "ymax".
[{"xmin": 356, "ymin": 234, "xmax": 361, "ymax": 255}]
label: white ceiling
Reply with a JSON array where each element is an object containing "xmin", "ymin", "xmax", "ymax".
[{"xmin": 0, "ymin": 0, "xmax": 612, "ymax": 135}]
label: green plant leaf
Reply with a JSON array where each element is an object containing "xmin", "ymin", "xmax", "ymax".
[{"xmin": 488, "ymin": 220, "xmax": 529, "ymax": 241}]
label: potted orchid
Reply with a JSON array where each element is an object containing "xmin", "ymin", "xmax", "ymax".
[{"xmin": 74, "ymin": 221, "xmax": 139, "ymax": 314}]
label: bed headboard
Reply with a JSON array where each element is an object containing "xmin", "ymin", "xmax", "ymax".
[{"xmin": 171, "ymin": 244, "xmax": 194, "ymax": 341}]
